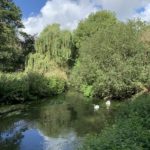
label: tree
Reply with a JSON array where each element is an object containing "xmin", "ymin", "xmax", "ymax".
[
  {"xmin": 26, "ymin": 24, "xmax": 74, "ymax": 75},
  {"xmin": 74, "ymin": 10, "xmax": 117, "ymax": 49},
  {"xmin": 71, "ymin": 14, "xmax": 150, "ymax": 99},
  {"xmin": 34, "ymin": 24, "xmax": 73, "ymax": 66},
  {"xmin": 0, "ymin": 0, "xmax": 24, "ymax": 71}
]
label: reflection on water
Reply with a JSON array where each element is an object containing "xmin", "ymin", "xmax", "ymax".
[{"xmin": 0, "ymin": 91, "xmax": 116, "ymax": 150}]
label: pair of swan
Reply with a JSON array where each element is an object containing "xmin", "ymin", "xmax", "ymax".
[{"xmin": 94, "ymin": 100, "xmax": 111, "ymax": 111}]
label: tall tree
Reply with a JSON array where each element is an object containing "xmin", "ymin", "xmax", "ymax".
[
  {"xmin": 71, "ymin": 13, "xmax": 150, "ymax": 99},
  {"xmin": 74, "ymin": 11, "xmax": 117, "ymax": 49},
  {"xmin": 0, "ymin": 0, "xmax": 24, "ymax": 71}
]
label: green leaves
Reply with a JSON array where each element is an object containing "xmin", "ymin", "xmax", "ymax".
[
  {"xmin": 0, "ymin": 0, "xmax": 24, "ymax": 71},
  {"xmin": 0, "ymin": 72, "xmax": 66, "ymax": 103},
  {"xmin": 71, "ymin": 11, "xmax": 150, "ymax": 99},
  {"xmin": 0, "ymin": 0, "xmax": 23, "ymax": 28},
  {"xmin": 81, "ymin": 95, "xmax": 150, "ymax": 150},
  {"xmin": 34, "ymin": 24, "xmax": 73, "ymax": 66},
  {"xmin": 74, "ymin": 11, "xmax": 117, "ymax": 49}
]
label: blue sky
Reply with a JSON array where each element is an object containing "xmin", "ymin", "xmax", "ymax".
[
  {"xmin": 13, "ymin": 0, "xmax": 47, "ymax": 18},
  {"xmin": 13, "ymin": 0, "xmax": 150, "ymax": 35}
]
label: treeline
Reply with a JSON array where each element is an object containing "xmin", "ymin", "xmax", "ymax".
[
  {"xmin": 26, "ymin": 11, "xmax": 150, "ymax": 100},
  {"xmin": 0, "ymin": 0, "xmax": 66, "ymax": 103},
  {"xmin": 0, "ymin": 0, "xmax": 150, "ymax": 103}
]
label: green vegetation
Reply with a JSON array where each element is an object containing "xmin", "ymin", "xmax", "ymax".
[
  {"xmin": 0, "ymin": 72, "xmax": 66, "ymax": 103},
  {"xmin": 74, "ymin": 11, "xmax": 117, "ymax": 49},
  {"xmin": 26, "ymin": 24, "xmax": 75, "ymax": 75},
  {"xmin": 80, "ymin": 94, "xmax": 150, "ymax": 150},
  {"xmin": 0, "ymin": 0, "xmax": 34, "ymax": 72},
  {"xmin": 71, "ymin": 12, "xmax": 150, "ymax": 99},
  {"xmin": 0, "ymin": 1, "xmax": 149, "ymax": 103},
  {"xmin": 34, "ymin": 24, "xmax": 74, "ymax": 66},
  {"xmin": 0, "ymin": 1, "xmax": 149, "ymax": 149},
  {"xmin": 0, "ymin": 1, "xmax": 70, "ymax": 103}
]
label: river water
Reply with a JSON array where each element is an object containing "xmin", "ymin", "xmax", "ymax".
[{"xmin": 0, "ymin": 91, "xmax": 118, "ymax": 150}]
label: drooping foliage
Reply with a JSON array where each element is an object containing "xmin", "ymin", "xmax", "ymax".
[
  {"xmin": 35, "ymin": 24, "xmax": 73, "ymax": 65},
  {"xmin": 26, "ymin": 24, "xmax": 75, "ymax": 79},
  {"xmin": 26, "ymin": 53, "xmax": 68, "ymax": 80},
  {"xmin": 71, "ymin": 12, "xmax": 150, "ymax": 99}
]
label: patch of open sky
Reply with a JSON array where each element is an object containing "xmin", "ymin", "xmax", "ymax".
[
  {"xmin": 94, "ymin": 4, "xmax": 102, "ymax": 9},
  {"xmin": 13, "ymin": 0, "xmax": 47, "ymax": 18},
  {"xmin": 136, "ymin": 7, "xmax": 145, "ymax": 13}
]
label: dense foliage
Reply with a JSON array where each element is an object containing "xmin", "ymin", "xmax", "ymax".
[
  {"xmin": 26, "ymin": 24, "xmax": 74, "ymax": 70},
  {"xmin": 71, "ymin": 12, "xmax": 150, "ymax": 99},
  {"xmin": 25, "ymin": 24, "xmax": 76, "ymax": 81},
  {"xmin": 0, "ymin": 0, "xmax": 22, "ymax": 71},
  {"xmin": 74, "ymin": 11, "xmax": 117, "ymax": 49},
  {"xmin": 0, "ymin": 72, "xmax": 66, "ymax": 103},
  {"xmin": 81, "ymin": 94, "xmax": 150, "ymax": 150},
  {"xmin": 0, "ymin": 1, "xmax": 149, "ymax": 103},
  {"xmin": 0, "ymin": 0, "xmax": 34, "ymax": 71},
  {"xmin": 0, "ymin": 2, "xmax": 150, "ymax": 149}
]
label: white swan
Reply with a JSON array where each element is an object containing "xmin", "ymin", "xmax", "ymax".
[
  {"xmin": 105, "ymin": 100, "xmax": 111, "ymax": 110},
  {"xmin": 94, "ymin": 104, "xmax": 99, "ymax": 111}
]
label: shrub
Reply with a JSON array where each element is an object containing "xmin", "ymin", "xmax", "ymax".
[
  {"xmin": 0, "ymin": 72, "xmax": 66, "ymax": 103},
  {"xmin": 80, "ymin": 85, "xmax": 93, "ymax": 97}
]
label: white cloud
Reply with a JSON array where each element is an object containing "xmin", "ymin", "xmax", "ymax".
[
  {"xmin": 38, "ymin": 130, "xmax": 79, "ymax": 150},
  {"xmin": 134, "ymin": 3, "xmax": 150, "ymax": 22},
  {"xmin": 23, "ymin": 0, "xmax": 150, "ymax": 35},
  {"xmin": 96, "ymin": 0, "xmax": 149, "ymax": 20},
  {"xmin": 23, "ymin": 0, "xmax": 99, "ymax": 35}
]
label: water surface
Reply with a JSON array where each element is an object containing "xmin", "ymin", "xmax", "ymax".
[{"xmin": 0, "ymin": 91, "xmax": 117, "ymax": 150}]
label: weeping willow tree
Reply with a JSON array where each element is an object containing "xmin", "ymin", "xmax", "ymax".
[
  {"xmin": 35, "ymin": 24, "xmax": 73, "ymax": 63},
  {"xmin": 26, "ymin": 24, "xmax": 74, "ymax": 79}
]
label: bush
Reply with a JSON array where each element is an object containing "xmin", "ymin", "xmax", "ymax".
[
  {"xmin": 0, "ymin": 72, "xmax": 28, "ymax": 103},
  {"xmin": 0, "ymin": 72, "xmax": 66, "ymax": 103},
  {"xmin": 80, "ymin": 94, "xmax": 150, "ymax": 150},
  {"xmin": 80, "ymin": 85, "xmax": 93, "ymax": 97}
]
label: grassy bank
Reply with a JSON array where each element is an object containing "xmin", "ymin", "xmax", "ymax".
[{"xmin": 81, "ymin": 94, "xmax": 150, "ymax": 150}]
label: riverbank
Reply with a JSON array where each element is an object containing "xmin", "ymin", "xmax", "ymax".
[
  {"xmin": 80, "ymin": 94, "xmax": 150, "ymax": 150},
  {"xmin": 0, "ymin": 72, "xmax": 66, "ymax": 104}
]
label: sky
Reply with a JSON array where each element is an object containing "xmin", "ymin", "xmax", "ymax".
[{"xmin": 13, "ymin": 0, "xmax": 150, "ymax": 35}]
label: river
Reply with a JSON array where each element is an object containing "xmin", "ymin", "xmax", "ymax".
[{"xmin": 0, "ymin": 91, "xmax": 119, "ymax": 150}]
